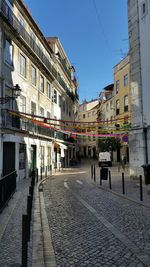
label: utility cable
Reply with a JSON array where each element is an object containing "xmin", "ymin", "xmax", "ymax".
[{"xmin": 92, "ymin": 0, "xmax": 112, "ymax": 54}]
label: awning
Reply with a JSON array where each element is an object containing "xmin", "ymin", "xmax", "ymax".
[{"xmin": 55, "ymin": 142, "xmax": 68, "ymax": 150}]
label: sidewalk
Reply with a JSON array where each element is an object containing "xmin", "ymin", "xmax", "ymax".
[
  {"xmin": 78, "ymin": 158, "xmax": 150, "ymax": 208},
  {"xmin": 0, "ymin": 178, "xmax": 31, "ymax": 267}
]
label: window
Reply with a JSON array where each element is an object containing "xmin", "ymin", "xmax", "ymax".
[
  {"xmin": 53, "ymin": 89, "xmax": 57, "ymax": 104},
  {"xmin": 143, "ymin": 2, "xmax": 146, "ymax": 13},
  {"xmin": 116, "ymin": 80, "xmax": 120, "ymax": 93},
  {"xmin": 40, "ymin": 75, "xmax": 44, "ymax": 92},
  {"xmin": 124, "ymin": 74, "xmax": 128, "ymax": 87},
  {"xmin": 31, "ymin": 101, "xmax": 36, "ymax": 115},
  {"xmin": 124, "ymin": 95, "xmax": 128, "ymax": 112},
  {"xmin": 69, "ymin": 105, "xmax": 71, "ymax": 117},
  {"xmin": 19, "ymin": 144, "xmax": 26, "ymax": 169},
  {"xmin": 40, "ymin": 106, "xmax": 44, "ymax": 117},
  {"xmin": 4, "ymin": 38, "xmax": 13, "ymax": 65},
  {"xmin": 29, "ymin": 31, "xmax": 36, "ymax": 49},
  {"xmin": 19, "ymin": 95, "xmax": 26, "ymax": 130},
  {"xmin": 31, "ymin": 101, "xmax": 36, "ymax": 132},
  {"xmin": 20, "ymin": 95, "xmax": 26, "ymax": 112},
  {"xmin": 106, "ymin": 103, "xmax": 109, "ymax": 112},
  {"xmin": 141, "ymin": 1, "xmax": 148, "ymax": 17},
  {"xmin": 116, "ymin": 100, "xmax": 120, "ymax": 115},
  {"xmin": 19, "ymin": 17, "xmax": 25, "ymax": 33},
  {"xmin": 59, "ymin": 95, "xmax": 61, "ymax": 107},
  {"xmin": 83, "ymin": 114, "xmax": 85, "ymax": 119},
  {"xmin": 20, "ymin": 54, "xmax": 26, "ymax": 78},
  {"xmin": 40, "ymin": 146, "xmax": 45, "ymax": 172},
  {"xmin": 31, "ymin": 65, "xmax": 36, "ymax": 86},
  {"xmin": 110, "ymin": 100, "xmax": 113, "ymax": 110},
  {"xmin": 62, "ymin": 99, "xmax": 65, "ymax": 112},
  {"xmin": 47, "ymin": 147, "xmax": 51, "ymax": 171},
  {"xmin": 47, "ymin": 111, "xmax": 50, "ymax": 118},
  {"xmin": 66, "ymin": 102, "xmax": 69, "ymax": 114},
  {"xmin": 4, "ymin": 1, "xmax": 13, "ymax": 23},
  {"xmin": 47, "ymin": 83, "xmax": 51, "ymax": 98}
]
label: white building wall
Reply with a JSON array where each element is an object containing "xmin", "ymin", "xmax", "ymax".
[
  {"xmin": 128, "ymin": 0, "xmax": 150, "ymax": 177},
  {"xmin": 139, "ymin": 0, "xmax": 150, "ymax": 126}
]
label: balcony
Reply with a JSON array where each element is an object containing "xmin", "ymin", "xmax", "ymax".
[
  {"xmin": 1, "ymin": 110, "xmax": 65, "ymax": 141},
  {"xmin": 0, "ymin": 0, "xmax": 77, "ymax": 102}
]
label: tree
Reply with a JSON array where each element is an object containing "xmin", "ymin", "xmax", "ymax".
[{"xmin": 98, "ymin": 138, "xmax": 122, "ymax": 152}]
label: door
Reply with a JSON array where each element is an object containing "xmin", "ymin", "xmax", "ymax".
[
  {"xmin": 3, "ymin": 142, "xmax": 15, "ymax": 176},
  {"xmin": 30, "ymin": 145, "xmax": 36, "ymax": 172}
]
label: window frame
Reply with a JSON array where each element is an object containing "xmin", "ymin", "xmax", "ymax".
[
  {"xmin": 47, "ymin": 82, "xmax": 51, "ymax": 99},
  {"xmin": 116, "ymin": 99, "xmax": 120, "ymax": 115},
  {"xmin": 19, "ymin": 53, "xmax": 26, "ymax": 78},
  {"xmin": 116, "ymin": 80, "xmax": 120, "ymax": 93},
  {"xmin": 4, "ymin": 38, "xmax": 13, "ymax": 66},
  {"xmin": 31, "ymin": 65, "xmax": 36, "ymax": 86},
  {"xmin": 124, "ymin": 74, "xmax": 128, "ymax": 87},
  {"xmin": 124, "ymin": 95, "xmax": 128, "ymax": 112},
  {"xmin": 40, "ymin": 75, "xmax": 44, "ymax": 93},
  {"xmin": 53, "ymin": 89, "xmax": 57, "ymax": 104}
]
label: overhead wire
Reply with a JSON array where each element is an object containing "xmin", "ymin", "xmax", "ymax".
[{"xmin": 92, "ymin": 0, "xmax": 112, "ymax": 54}]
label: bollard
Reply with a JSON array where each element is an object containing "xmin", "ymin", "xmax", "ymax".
[
  {"xmin": 45, "ymin": 166, "xmax": 47, "ymax": 177},
  {"xmin": 139, "ymin": 175, "xmax": 143, "ymax": 201},
  {"xmin": 29, "ymin": 186, "xmax": 33, "ymax": 201},
  {"xmin": 36, "ymin": 168, "xmax": 38, "ymax": 183},
  {"xmin": 40, "ymin": 166, "xmax": 42, "ymax": 180},
  {"xmin": 91, "ymin": 165, "xmax": 93, "ymax": 179},
  {"xmin": 100, "ymin": 168, "xmax": 102, "ymax": 185},
  {"xmin": 27, "ymin": 195, "xmax": 32, "ymax": 241},
  {"xmin": 109, "ymin": 170, "xmax": 112, "ymax": 190},
  {"xmin": 31, "ymin": 179, "xmax": 34, "ymax": 188},
  {"xmin": 122, "ymin": 172, "xmax": 125, "ymax": 195},
  {"xmin": 93, "ymin": 165, "xmax": 96, "ymax": 182},
  {"xmin": 50, "ymin": 165, "xmax": 52, "ymax": 176},
  {"xmin": 27, "ymin": 195, "xmax": 32, "ymax": 222},
  {"xmin": 22, "ymin": 214, "xmax": 28, "ymax": 267}
]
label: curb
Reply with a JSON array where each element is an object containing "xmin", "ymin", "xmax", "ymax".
[
  {"xmin": 90, "ymin": 181, "xmax": 150, "ymax": 209},
  {"xmin": 32, "ymin": 176, "xmax": 57, "ymax": 267}
]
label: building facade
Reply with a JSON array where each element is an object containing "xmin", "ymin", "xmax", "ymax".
[
  {"xmin": 76, "ymin": 99, "xmax": 99, "ymax": 158},
  {"xmin": 113, "ymin": 55, "xmax": 130, "ymax": 162},
  {"xmin": 0, "ymin": 0, "xmax": 78, "ymax": 180},
  {"xmin": 97, "ymin": 56, "xmax": 131, "ymax": 163},
  {"xmin": 128, "ymin": 0, "xmax": 150, "ymax": 177}
]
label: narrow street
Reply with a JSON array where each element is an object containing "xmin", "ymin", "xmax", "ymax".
[{"xmin": 43, "ymin": 162, "xmax": 150, "ymax": 267}]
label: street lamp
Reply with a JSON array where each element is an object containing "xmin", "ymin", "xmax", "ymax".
[{"xmin": 0, "ymin": 84, "xmax": 21, "ymax": 104}]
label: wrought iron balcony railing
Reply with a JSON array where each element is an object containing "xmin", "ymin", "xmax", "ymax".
[
  {"xmin": 1, "ymin": 110, "xmax": 65, "ymax": 141},
  {"xmin": 0, "ymin": 0, "xmax": 78, "ymax": 101}
]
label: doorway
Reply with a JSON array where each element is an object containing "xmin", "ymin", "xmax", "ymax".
[
  {"xmin": 3, "ymin": 142, "xmax": 15, "ymax": 176},
  {"xmin": 30, "ymin": 145, "xmax": 36, "ymax": 172}
]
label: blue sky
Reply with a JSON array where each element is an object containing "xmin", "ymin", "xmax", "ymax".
[{"xmin": 24, "ymin": 0, "xmax": 128, "ymax": 103}]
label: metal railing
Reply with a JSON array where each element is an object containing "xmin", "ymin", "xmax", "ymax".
[
  {"xmin": 0, "ymin": 170, "xmax": 17, "ymax": 211},
  {"xmin": 0, "ymin": 0, "xmax": 78, "ymax": 101},
  {"xmin": 1, "ymin": 110, "xmax": 65, "ymax": 141}
]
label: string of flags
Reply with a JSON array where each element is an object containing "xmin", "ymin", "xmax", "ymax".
[{"xmin": 6, "ymin": 109, "xmax": 129, "ymax": 142}]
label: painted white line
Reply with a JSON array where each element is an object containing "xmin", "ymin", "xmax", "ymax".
[
  {"xmin": 76, "ymin": 180, "xmax": 83, "ymax": 185},
  {"xmin": 64, "ymin": 182, "xmax": 69, "ymax": 189}
]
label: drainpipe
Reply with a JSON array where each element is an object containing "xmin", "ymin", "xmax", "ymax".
[{"xmin": 143, "ymin": 127, "xmax": 148, "ymax": 164}]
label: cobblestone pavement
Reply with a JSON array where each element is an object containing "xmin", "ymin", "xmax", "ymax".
[
  {"xmin": 0, "ymin": 178, "xmax": 31, "ymax": 267},
  {"xmin": 81, "ymin": 159, "xmax": 150, "ymax": 207},
  {"xmin": 43, "ymin": 163, "xmax": 150, "ymax": 267}
]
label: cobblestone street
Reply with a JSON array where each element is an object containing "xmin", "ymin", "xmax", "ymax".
[
  {"xmin": 0, "ymin": 178, "xmax": 31, "ymax": 267},
  {"xmin": 43, "ymin": 162, "xmax": 150, "ymax": 267}
]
